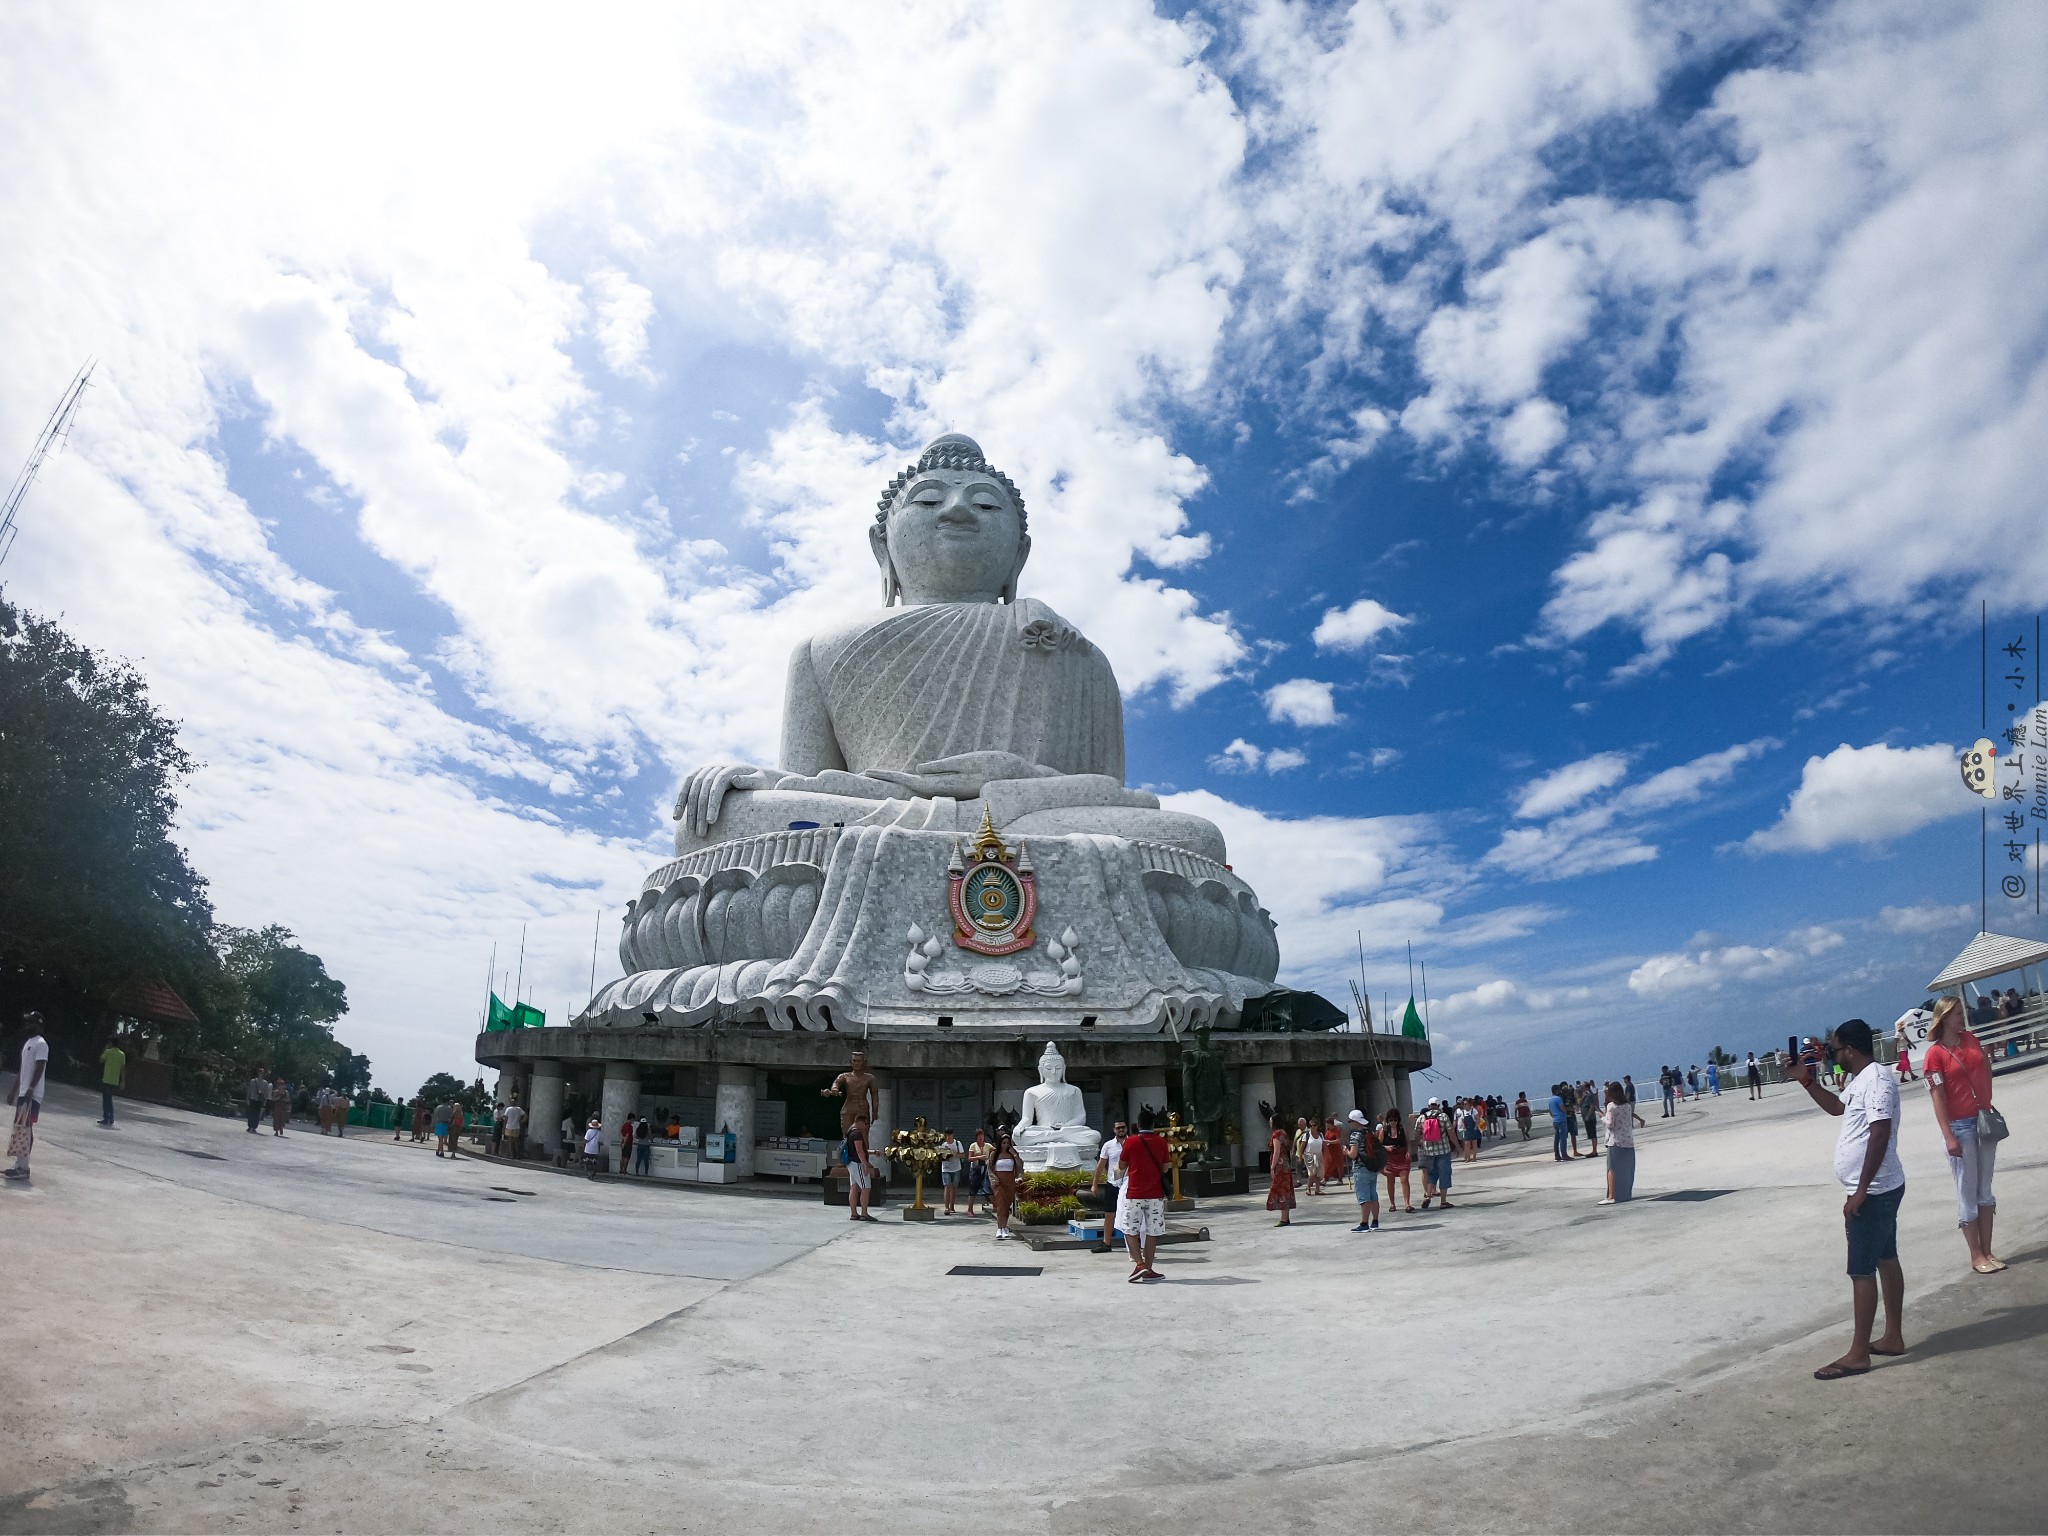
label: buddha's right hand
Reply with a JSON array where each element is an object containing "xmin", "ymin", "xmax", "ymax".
[{"xmin": 674, "ymin": 764, "xmax": 782, "ymax": 838}]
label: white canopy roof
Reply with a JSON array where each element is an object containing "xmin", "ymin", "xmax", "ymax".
[{"xmin": 1927, "ymin": 931, "xmax": 2048, "ymax": 990}]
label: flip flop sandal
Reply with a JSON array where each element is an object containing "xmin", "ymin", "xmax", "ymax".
[{"xmin": 1813, "ymin": 1362, "xmax": 1870, "ymax": 1380}]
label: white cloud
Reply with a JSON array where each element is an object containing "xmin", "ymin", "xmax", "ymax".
[
  {"xmin": 1743, "ymin": 742, "xmax": 1971, "ymax": 853},
  {"xmin": 1628, "ymin": 924, "xmax": 1844, "ymax": 999},
  {"xmin": 1491, "ymin": 739, "xmax": 1771, "ymax": 881},
  {"xmin": 0, "ymin": 2, "xmax": 1266, "ymax": 1092},
  {"xmin": 1264, "ymin": 677, "xmax": 1342, "ymax": 727},
  {"xmin": 1312, "ymin": 597, "xmax": 1411, "ymax": 654},
  {"xmin": 1209, "ymin": 739, "xmax": 1305, "ymax": 775},
  {"xmin": 1879, "ymin": 902, "xmax": 1975, "ymax": 936},
  {"xmin": 1434, "ymin": 979, "xmax": 1522, "ymax": 1019},
  {"xmin": 588, "ymin": 268, "xmax": 657, "ymax": 382},
  {"xmin": 1160, "ymin": 789, "xmax": 1555, "ymax": 990},
  {"xmin": 1514, "ymin": 752, "xmax": 1630, "ymax": 819},
  {"xmin": 1239, "ymin": 4, "xmax": 2048, "ymax": 671}
]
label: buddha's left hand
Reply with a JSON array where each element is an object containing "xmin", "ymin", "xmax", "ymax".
[{"xmin": 866, "ymin": 751, "xmax": 1060, "ymax": 798}]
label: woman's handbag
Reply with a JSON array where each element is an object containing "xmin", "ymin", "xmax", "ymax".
[{"xmin": 1976, "ymin": 1104, "xmax": 2010, "ymax": 1143}]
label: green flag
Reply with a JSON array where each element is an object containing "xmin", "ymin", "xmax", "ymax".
[
  {"xmin": 485, "ymin": 995, "xmax": 545, "ymax": 1031},
  {"xmin": 1401, "ymin": 996, "xmax": 1427, "ymax": 1040}
]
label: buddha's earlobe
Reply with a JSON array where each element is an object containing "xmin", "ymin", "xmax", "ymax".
[
  {"xmin": 1000, "ymin": 533, "xmax": 1033, "ymax": 604},
  {"xmin": 869, "ymin": 523, "xmax": 900, "ymax": 607}
]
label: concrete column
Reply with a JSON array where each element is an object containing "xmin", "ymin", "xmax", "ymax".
[
  {"xmin": 601, "ymin": 1062, "xmax": 640, "ymax": 1170},
  {"xmin": 1365, "ymin": 1073, "xmax": 1397, "ymax": 1120},
  {"xmin": 527, "ymin": 1062, "xmax": 563, "ymax": 1157},
  {"xmin": 495, "ymin": 1066, "xmax": 528, "ymax": 1113},
  {"xmin": 1394, "ymin": 1072, "xmax": 1414, "ymax": 1120},
  {"xmin": 1127, "ymin": 1078, "xmax": 1168, "ymax": 1128},
  {"xmin": 715, "ymin": 1063, "xmax": 756, "ymax": 1178},
  {"xmin": 1321, "ymin": 1065, "xmax": 1358, "ymax": 1124},
  {"xmin": 993, "ymin": 1069, "xmax": 1030, "ymax": 1119},
  {"xmin": 1241, "ymin": 1066, "xmax": 1276, "ymax": 1170}
]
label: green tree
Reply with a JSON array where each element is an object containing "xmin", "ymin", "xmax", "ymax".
[
  {"xmin": 415, "ymin": 1071, "xmax": 472, "ymax": 1112},
  {"xmin": 217, "ymin": 925, "xmax": 353, "ymax": 1090},
  {"xmin": 0, "ymin": 594, "xmax": 215, "ymax": 1062}
]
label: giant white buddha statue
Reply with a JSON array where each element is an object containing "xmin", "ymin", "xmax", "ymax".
[
  {"xmin": 1013, "ymin": 1041, "xmax": 1101, "ymax": 1171},
  {"xmin": 673, "ymin": 434, "xmax": 1227, "ymax": 863},
  {"xmin": 584, "ymin": 432, "xmax": 1278, "ymax": 1035}
]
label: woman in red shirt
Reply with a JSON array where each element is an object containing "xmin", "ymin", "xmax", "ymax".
[{"xmin": 1923, "ymin": 997, "xmax": 2003, "ymax": 1274}]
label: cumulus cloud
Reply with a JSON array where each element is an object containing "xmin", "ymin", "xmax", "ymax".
[
  {"xmin": 1628, "ymin": 924, "xmax": 1844, "ymax": 999},
  {"xmin": 587, "ymin": 269, "xmax": 658, "ymax": 381},
  {"xmin": 1879, "ymin": 902, "xmax": 1975, "ymax": 936},
  {"xmin": 1238, "ymin": 3, "xmax": 2048, "ymax": 671},
  {"xmin": 1312, "ymin": 597, "xmax": 1411, "ymax": 654},
  {"xmin": 1209, "ymin": 739, "xmax": 1305, "ymax": 775},
  {"xmin": 1743, "ymin": 742, "xmax": 1972, "ymax": 853},
  {"xmin": 1264, "ymin": 678, "xmax": 1342, "ymax": 727}
]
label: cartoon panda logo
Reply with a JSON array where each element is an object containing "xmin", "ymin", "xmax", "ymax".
[{"xmin": 1960, "ymin": 738, "xmax": 1997, "ymax": 799}]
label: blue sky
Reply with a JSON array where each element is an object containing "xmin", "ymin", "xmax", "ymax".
[{"xmin": 2, "ymin": 1, "xmax": 2042, "ymax": 1098}]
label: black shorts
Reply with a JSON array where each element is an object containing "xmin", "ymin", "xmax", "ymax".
[{"xmin": 1845, "ymin": 1183, "xmax": 1905, "ymax": 1277}]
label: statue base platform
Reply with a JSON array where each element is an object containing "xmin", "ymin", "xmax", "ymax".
[
  {"xmin": 585, "ymin": 823, "xmax": 1280, "ymax": 1033},
  {"xmin": 1166, "ymin": 1196, "xmax": 1197, "ymax": 1213},
  {"xmin": 1191, "ymin": 1166, "xmax": 1250, "ymax": 1198},
  {"xmin": 901, "ymin": 1205, "xmax": 937, "ymax": 1223}
]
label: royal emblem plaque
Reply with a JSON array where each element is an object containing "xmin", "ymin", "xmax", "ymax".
[{"xmin": 948, "ymin": 811, "xmax": 1038, "ymax": 956}]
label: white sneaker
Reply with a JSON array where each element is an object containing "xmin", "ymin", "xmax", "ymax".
[{"xmin": 1596, "ymin": 1197, "xmax": 1616, "ymax": 1205}]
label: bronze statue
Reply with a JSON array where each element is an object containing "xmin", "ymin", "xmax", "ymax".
[{"xmin": 822, "ymin": 1048, "xmax": 880, "ymax": 1133}]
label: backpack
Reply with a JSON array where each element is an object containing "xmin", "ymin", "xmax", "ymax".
[{"xmin": 1360, "ymin": 1136, "xmax": 1386, "ymax": 1174}]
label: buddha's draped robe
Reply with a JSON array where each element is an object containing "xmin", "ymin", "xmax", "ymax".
[{"xmin": 813, "ymin": 598, "xmax": 1123, "ymax": 779}]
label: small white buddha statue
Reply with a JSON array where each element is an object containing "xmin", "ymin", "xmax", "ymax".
[{"xmin": 1013, "ymin": 1042, "xmax": 1101, "ymax": 1172}]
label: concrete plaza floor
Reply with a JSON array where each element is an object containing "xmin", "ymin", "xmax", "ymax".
[{"xmin": 3, "ymin": 1069, "xmax": 2045, "ymax": 1533}]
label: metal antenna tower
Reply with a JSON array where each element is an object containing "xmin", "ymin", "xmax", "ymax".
[{"xmin": 0, "ymin": 362, "xmax": 95, "ymax": 570}]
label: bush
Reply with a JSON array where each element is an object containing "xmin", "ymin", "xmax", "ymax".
[
  {"xmin": 1017, "ymin": 1195, "xmax": 1081, "ymax": 1226},
  {"xmin": 1020, "ymin": 1168, "xmax": 1093, "ymax": 1199}
]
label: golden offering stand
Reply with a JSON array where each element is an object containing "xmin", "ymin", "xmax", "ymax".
[
  {"xmin": 889, "ymin": 1118, "xmax": 948, "ymax": 1223},
  {"xmin": 1164, "ymin": 1113, "xmax": 1204, "ymax": 1212}
]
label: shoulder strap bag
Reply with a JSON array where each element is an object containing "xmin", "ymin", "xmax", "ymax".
[{"xmin": 1977, "ymin": 1104, "xmax": 2009, "ymax": 1143}]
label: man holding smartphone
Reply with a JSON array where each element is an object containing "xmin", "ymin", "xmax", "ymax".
[{"xmin": 1793, "ymin": 1019, "xmax": 1907, "ymax": 1380}]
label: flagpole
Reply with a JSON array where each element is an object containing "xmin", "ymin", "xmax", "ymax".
[
  {"xmin": 1421, "ymin": 959, "xmax": 1432, "ymax": 1036},
  {"xmin": 483, "ymin": 943, "xmax": 496, "ymax": 1029},
  {"xmin": 589, "ymin": 909, "xmax": 600, "ymax": 999},
  {"xmin": 514, "ymin": 922, "xmax": 526, "ymax": 1007}
]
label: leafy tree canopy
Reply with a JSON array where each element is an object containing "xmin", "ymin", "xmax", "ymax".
[{"xmin": 1, "ymin": 595, "xmax": 371, "ymax": 1103}]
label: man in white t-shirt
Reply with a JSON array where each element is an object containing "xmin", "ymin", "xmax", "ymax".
[
  {"xmin": 1794, "ymin": 1018, "xmax": 1906, "ymax": 1380},
  {"xmin": 7, "ymin": 1016, "xmax": 51, "ymax": 1181},
  {"xmin": 1090, "ymin": 1119, "xmax": 1129, "ymax": 1246},
  {"xmin": 501, "ymin": 1101, "xmax": 526, "ymax": 1160}
]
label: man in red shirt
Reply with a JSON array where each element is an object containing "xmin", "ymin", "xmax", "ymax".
[
  {"xmin": 1119, "ymin": 1109, "xmax": 1171, "ymax": 1283},
  {"xmin": 1923, "ymin": 996, "xmax": 2004, "ymax": 1274}
]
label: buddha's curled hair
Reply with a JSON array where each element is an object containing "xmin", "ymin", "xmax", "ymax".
[{"xmin": 876, "ymin": 434, "xmax": 1026, "ymax": 533}]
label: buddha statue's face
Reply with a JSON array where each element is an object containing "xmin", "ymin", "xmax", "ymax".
[
  {"xmin": 874, "ymin": 467, "xmax": 1029, "ymax": 605},
  {"xmin": 1039, "ymin": 1048, "xmax": 1066, "ymax": 1085}
]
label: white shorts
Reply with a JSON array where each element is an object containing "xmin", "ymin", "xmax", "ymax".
[
  {"xmin": 1119, "ymin": 1196, "xmax": 1166, "ymax": 1239},
  {"xmin": 847, "ymin": 1161, "xmax": 872, "ymax": 1190}
]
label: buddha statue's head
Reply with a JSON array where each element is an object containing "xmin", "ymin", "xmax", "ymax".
[
  {"xmin": 1038, "ymin": 1041, "xmax": 1067, "ymax": 1085},
  {"xmin": 872, "ymin": 434, "xmax": 1030, "ymax": 606}
]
